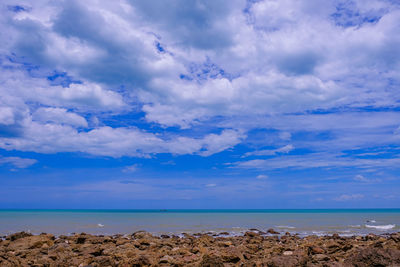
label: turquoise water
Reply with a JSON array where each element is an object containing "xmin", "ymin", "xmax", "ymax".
[{"xmin": 0, "ymin": 209, "xmax": 399, "ymax": 237}]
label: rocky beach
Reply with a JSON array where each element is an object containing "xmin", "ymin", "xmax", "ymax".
[{"xmin": 1, "ymin": 230, "xmax": 399, "ymax": 266}]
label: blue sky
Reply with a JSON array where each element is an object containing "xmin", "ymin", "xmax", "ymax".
[{"xmin": 0, "ymin": 0, "xmax": 399, "ymax": 208}]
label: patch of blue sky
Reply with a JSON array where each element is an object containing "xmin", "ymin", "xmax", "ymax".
[
  {"xmin": 155, "ymin": 41, "xmax": 165, "ymax": 53},
  {"xmin": 47, "ymin": 71, "xmax": 82, "ymax": 87},
  {"xmin": 331, "ymin": 2, "xmax": 384, "ymax": 27},
  {"xmin": 7, "ymin": 5, "xmax": 30, "ymax": 13},
  {"xmin": 180, "ymin": 58, "xmax": 236, "ymax": 82}
]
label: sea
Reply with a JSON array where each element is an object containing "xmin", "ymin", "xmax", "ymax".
[{"xmin": 0, "ymin": 209, "xmax": 399, "ymax": 237}]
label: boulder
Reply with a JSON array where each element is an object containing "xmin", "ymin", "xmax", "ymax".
[{"xmin": 267, "ymin": 228, "xmax": 280, "ymax": 235}]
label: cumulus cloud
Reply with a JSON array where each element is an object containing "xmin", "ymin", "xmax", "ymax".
[
  {"xmin": 33, "ymin": 107, "xmax": 88, "ymax": 128},
  {"xmin": 0, "ymin": 0, "xmax": 400, "ymax": 159},
  {"xmin": 0, "ymin": 122, "xmax": 244, "ymax": 157},
  {"xmin": 0, "ymin": 156, "xmax": 37, "ymax": 168}
]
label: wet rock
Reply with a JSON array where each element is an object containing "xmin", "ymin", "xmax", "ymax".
[
  {"xmin": 132, "ymin": 230, "xmax": 152, "ymax": 239},
  {"xmin": 267, "ymin": 228, "xmax": 280, "ymax": 235},
  {"xmin": 244, "ymin": 231, "xmax": 259, "ymax": 237},
  {"xmin": 7, "ymin": 232, "xmax": 32, "ymax": 241}
]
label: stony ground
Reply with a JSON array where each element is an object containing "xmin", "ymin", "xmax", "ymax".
[{"xmin": 0, "ymin": 230, "xmax": 400, "ymax": 266}]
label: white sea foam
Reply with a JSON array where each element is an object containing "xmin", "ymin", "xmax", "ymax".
[
  {"xmin": 311, "ymin": 231, "xmax": 325, "ymax": 236},
  {"xmin": 365, "ymin": 224, "xmax": 395, "ymax": 230},
  {"xmin": 366, "ymin": 220, "xmax": 376, "ymax": 223},
  {"xmin": 276, "ymin": 225, "xmax": 296, "ymax": 229}
]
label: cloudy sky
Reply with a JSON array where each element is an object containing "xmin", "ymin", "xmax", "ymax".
[{"xmin": 0, "ymin": 0, "xmax": 399, "ymax": 209}]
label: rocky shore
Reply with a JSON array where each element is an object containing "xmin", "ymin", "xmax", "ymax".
[{"xmin": 1, "ymin": 230, "xmax": 399, "ymax": 266}]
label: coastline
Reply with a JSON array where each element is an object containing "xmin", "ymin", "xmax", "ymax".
[{"xmin": 1, "ymin": 230, "xmax": 399, "ymax": 266}]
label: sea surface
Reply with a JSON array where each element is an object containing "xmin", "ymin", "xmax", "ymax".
[{"xmin": 0, "ymin": 209, "xmax": 399, "ymax": 237}]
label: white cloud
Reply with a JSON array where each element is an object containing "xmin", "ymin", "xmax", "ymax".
[
  {"xmin": 334, "ymin": 194, "xmax": 364, "ymax": 201},
  {"xmin": 0, "ymin": 122, "xmax": 244, "ymax": 157},
  {"xmin": 244, "ymin": 144, "xmax": 294, "ymax": 157},
  {"xmin": 0, "ymin": 107, "xmax": 15, "ymax": 125},
  {"xmin": 233, "ymin": 152, "xmax": 400, "ymax": 170},
  {"xmin": 122, "ymin": 164, "xmax": 139, "ymax": 173},
  {"xmin": 353, "ymin": 174, "xmax": 381, "ymax": 183},
  {"xmin": 256, "ymin": 174, "xmax": 268, "ymax": 180},
  {"xmin": 33, "ymin": 107, "xmax": 88, "ymax": 128},
  {"xmin": 0, "ymin": 156, "xmax": 37, "ymax": 168},
  {"xmin": 354, "ymin": 174, "xmax": 369, "ymax": 182},
  {"xmin": 0, "ymin": 0, "xmax": 400, "ymax": 158}
]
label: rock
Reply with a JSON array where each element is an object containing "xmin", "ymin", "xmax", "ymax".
[
  {"xmin": 200, "ymin": 254, "xmax": 224, "ymax": 267},
  {"xmin": 76, "ymin": 235, "xmax": 87, "ymax": 244},
  {"xmin": 159, "ymin": 255, "xmax": 174, "ymax": 263},
  {"xmin": 160, "ymin": 234, "xmax": 170, "ymax": 239},
  {"xmin": 244, "ymin": 231, "xmax": 259, "ymax": 237},
  {"xmin": 219, "ymin": 232, "xmax": 230, "ymax": 235},
  {"xmin": 345, "ymin": 247, "xmax": 400, "ymax": 266},
  {"xmin": 267, "ymin": 255, "xmax": 307, "ymax": 267},
  {"xmin": 129, "ymin": 255, "xmax": 151, "ymax": 266},
  {"xmin": 7, "ymin": 234, "xmax": 54, "ymax": 250},
  {"xmin": 218, "ymin": 241, "xmax": 232, "ymax": 247},
  {"xmin": 1, "ymin": 231, "xmax": 400, "ymax": 266},
  {"xmin": 132, "ymin": 231, "xmax": 152, "ymax": 239},
  {"xmin": 313, "ymin": 254, "xmax": 329, "ymax": 261},
  {"xmin": 267, "ymin": 228, "xmax": 280, "ymax": 234},
  {"xmin": 7, "ymin": 232, "xmax": 32, "ymax": 241},
  {"xmin": 308, "ymin": 246, "xmax": 325, "ymax": 255}
]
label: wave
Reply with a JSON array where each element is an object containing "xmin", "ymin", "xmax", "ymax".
[
  {"xmin": 275, "ymin": 225, "xmax": 296, "ymax": 229},
  {"xmin": 365, "ymin": 224, "xmax": 395, "ymax": 230}
]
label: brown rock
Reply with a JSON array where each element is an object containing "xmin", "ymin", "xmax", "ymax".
[
  {"xmin": 267, "ymin": 228, "xmax": 280, "ymax": 234},
  {"xmin": 129, "ymin": 255, "xmax": 151, "ymax": 266},
  {"xmin": 346, "ymin": 247, "xmax": 400, "ymax": 266},
  {"xmin": 267, "ymin": 255, "xmax": 308, "ymax": 267},
  {"xmin": 159, "ymin": 255, "xmax": 174, "ymax": 263},
  {"xmin": 7, "ymin": 235, "xmax": 54, "ymax": 250},
  {"xmin": 200, "ymin": 253, "xmax": 224, "ymax": 267},
  {"xmin": 308, "ymin": 245, "xmax": 325, "ymax": 255},
  {"xmin": 245, "ymin": 231, "xmax": 259, "ymax": 237},
  {"xmin": 6, "ymin": 231, "xmax": 32, "ymax": 241}
]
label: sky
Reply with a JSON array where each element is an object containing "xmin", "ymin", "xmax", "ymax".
[{"xmin": 0, "ymin": 0, "xmax": 400, "ymax": 209}]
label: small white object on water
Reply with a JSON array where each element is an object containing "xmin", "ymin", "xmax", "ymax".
[{"xmin": 97, "ymin": 223, "xmax": 105, "ymax": 228}]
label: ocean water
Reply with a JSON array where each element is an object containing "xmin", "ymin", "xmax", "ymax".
[{"xmin": 0, "ymin": 209, "xmax": 399, "ymax": 237}]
